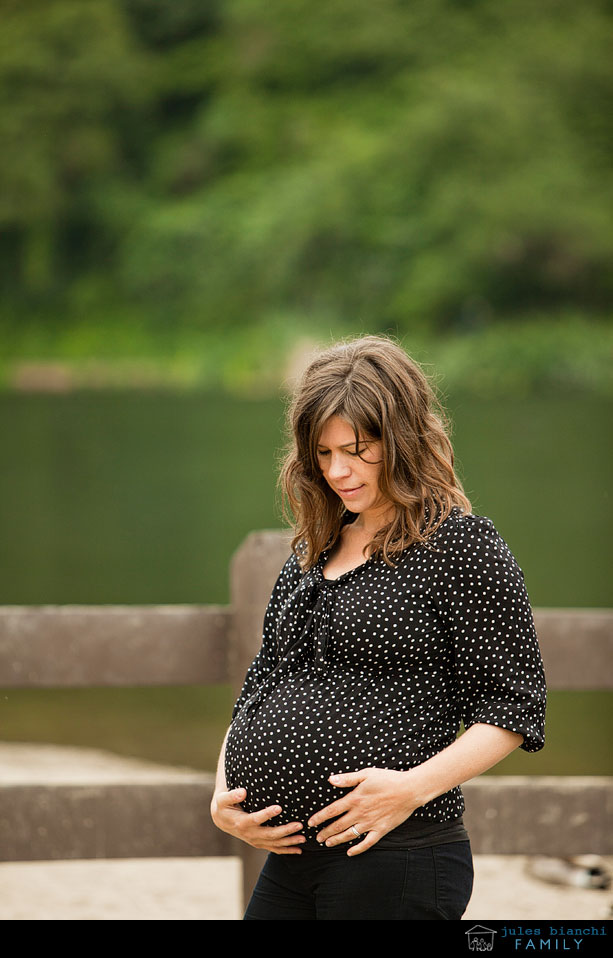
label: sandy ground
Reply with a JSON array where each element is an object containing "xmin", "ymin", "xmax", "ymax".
[
  {"xmin": 1, "ymin": 744, "xmax": 610, "ymax": 920},
  {"xmin": 0, "ymin": 855, "xmax": 611, "ymax": 921}
]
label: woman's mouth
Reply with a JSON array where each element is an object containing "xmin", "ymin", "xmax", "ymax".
[{"xmin": 337, "ymin": 485, "xmax": 365, "ymax": 497}]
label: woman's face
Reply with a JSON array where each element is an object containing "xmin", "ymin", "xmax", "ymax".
[{"xmin": 316, "ymin": 415, "xmax": 392, "ymax": 527}]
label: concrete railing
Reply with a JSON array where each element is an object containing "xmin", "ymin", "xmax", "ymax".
[{"xmin": 1, "ymin": 530, "xmax": 612, "ymax": 907}]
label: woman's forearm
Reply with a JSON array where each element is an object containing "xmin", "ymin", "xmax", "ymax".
[{"xmin": 405, "ymin": 723, "xmax": 523, "ymax": 807}]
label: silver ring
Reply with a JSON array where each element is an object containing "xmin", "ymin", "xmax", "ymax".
[{"xmin": 350, "ymin": 825, "xmax": 361, "ymax": 838}]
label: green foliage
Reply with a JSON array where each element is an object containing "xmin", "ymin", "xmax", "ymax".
[
  {"xmin": 0, "ymin": 0, "xmax": 152, "ymax": 294},
  {"xmin": 425, "ymin": 314, "xmax": 613, "ymax": 397},
  {"xmin": 0, "ymin": 0, "xmax": 611, "ymax": 362},
  {"xmin": 0, "ymin": 310, "xmax": 609, "ymax": 397}
]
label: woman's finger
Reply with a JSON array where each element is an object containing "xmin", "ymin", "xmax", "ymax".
[
  {"xmin": 251, "ymin": 829, "xmax": 305, "ymax": 854},
  {"xmin": 313, "ymin": 813, "xmax": 354, "ymax": 843},
  {"xmin": 321, "ymin": 822, "xmax": 364, "ymax": 847},
  {"xmin": 249, "ymin": 804, "xmax": 283, "ymax": 825},
  {"xmin": 307, "ymin": 796, "xmax": 351, "ymax": 828},
  {"xmin": 276, "ymin": 833, "xmax": 306, "ymax": 847},
  {"xmin": 346, "ymin": 831, "xmax": 380, "ymax": 857},
  {"xmin": 216, "ymin": 787, "xmax": 246, "ymax": 808},
  {"xmin": 329, "ymin": 770, "xmax": 369, "ymax": 788},
  {"xmin": 266, "ymin": 821, "xmax": 305, "ymax": 836}
]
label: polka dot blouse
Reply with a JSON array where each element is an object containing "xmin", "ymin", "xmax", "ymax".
[{"xmin": 224, "ymin": 509, "xmax": 546, "ymax": 846}]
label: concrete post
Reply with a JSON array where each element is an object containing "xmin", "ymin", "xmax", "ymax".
[{"xmin": 229, "ymin": 529, "xmax": 293, "ymax": 912}]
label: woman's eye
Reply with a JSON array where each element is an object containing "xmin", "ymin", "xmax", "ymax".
[{"xmin": 317, "ymin": 445, "xmax": 369, "ymax": 458}]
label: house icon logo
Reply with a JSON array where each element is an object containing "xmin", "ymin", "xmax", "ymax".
[{"xmin": 466, "ymin": 925, "xmax": 497, "ymax": 951}]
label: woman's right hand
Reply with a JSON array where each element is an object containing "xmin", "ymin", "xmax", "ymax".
[{"xmin": 210, "ymin": 787, "xmax": 306, "ymax": 854}]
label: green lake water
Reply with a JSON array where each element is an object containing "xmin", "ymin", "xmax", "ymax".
[{"xmin": 0, "ymin": 391, "xmax": 611, "ymax": 774}]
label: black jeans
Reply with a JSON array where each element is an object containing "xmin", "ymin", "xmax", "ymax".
[{"xmin": 244, "ymin": 841, "xmax": 474, "ymax": 921}]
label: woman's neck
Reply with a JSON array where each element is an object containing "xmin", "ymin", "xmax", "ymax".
[{"xmin": 347, "ymin": 505, "xmax": 395, "ymax": 538}]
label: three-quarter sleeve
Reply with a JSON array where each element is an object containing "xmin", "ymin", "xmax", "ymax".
[
  {"xmin": 231, "ymin": 552, "xmax": 303, "ymax": 720},
  {"xmin": 432, "ymin": 513, "xmax": 546, "ymax": 752}
]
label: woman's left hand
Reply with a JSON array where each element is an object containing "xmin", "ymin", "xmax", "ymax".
[
  {"xmin": 307, "ymin": 767, "xmax": 420, "ymax": 856},
  {"xmin": 308, "ymin": 727, "xmax": 525, "ymax": 856}
]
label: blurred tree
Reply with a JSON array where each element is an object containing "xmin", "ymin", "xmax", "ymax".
[
  {"xmin": 0, "ymin": 0, "xmax": 149, "ymax": 296},
  {"xmin": 120, "ymin": 0, "xmax": 613, "ymax": 332},
  {"xmin": 1, "ymin": 0, "xmax": 611, "ymax": 342}
]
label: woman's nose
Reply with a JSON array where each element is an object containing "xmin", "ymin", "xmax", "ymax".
[{"xmin": 327, "ymin": 453, "xmax": 352, "ymax": 479}]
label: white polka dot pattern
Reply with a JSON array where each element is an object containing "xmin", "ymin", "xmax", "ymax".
[{"xmin": 225, "ymin": 510, "xmax": 546, "ymax": 846}]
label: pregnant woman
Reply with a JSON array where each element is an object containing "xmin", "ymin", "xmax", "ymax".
[{"xmin": 211, "ymin": 335, "xmax": 546, "ymax": 921}]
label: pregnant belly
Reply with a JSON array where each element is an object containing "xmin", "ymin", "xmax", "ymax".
[{"xmin": 224, "ymin": 673, "xmax": 419, "ymax": 843}]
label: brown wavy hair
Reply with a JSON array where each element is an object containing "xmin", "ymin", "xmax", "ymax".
[{"xmin": 279, "ymin": 335, "xmax": 471, "ymax": 569}]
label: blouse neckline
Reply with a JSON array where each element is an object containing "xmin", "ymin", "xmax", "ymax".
[
  {"xmin": 320, "ymin": 552, "xmax": 373, "ymax": 583},
  {"xmin": 317, "ymin": 526, "xmax": 377, "ymax": 584}
]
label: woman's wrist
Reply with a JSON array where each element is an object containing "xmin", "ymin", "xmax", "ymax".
[
  {"xmin": 399, "ymin": 765, "xmax": 438, "ymax": 809},
  {"xmin": 399, "ymin": 725, "xmax": 525, "ymax": 811}
]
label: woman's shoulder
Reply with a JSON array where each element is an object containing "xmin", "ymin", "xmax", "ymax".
[
  {"xmin": 425, "ymin": 507, "xmax": 510, "ymax": 562},
  {"xmin": 435, "ymin": 506, "xmax": 496, "ymax": 536},
  {"xmin": 264, "ymin": 550, "xmax": 305, "ymax": 617},
  {"xmin": 421, "ymin": 509, "xmax": 531, "ymax": 610},
  {"xmin": 278, "ymin": 549, "xmax": 304, "ymax": 583}
]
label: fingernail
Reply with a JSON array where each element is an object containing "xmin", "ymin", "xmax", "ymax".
[
  {"xmin": 329, "ymin": 775, "xmax": 341, "ymax": 784},
  {"xmin": 316, "ymin": 835, "xmax": 324, "ymax": 843}
]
